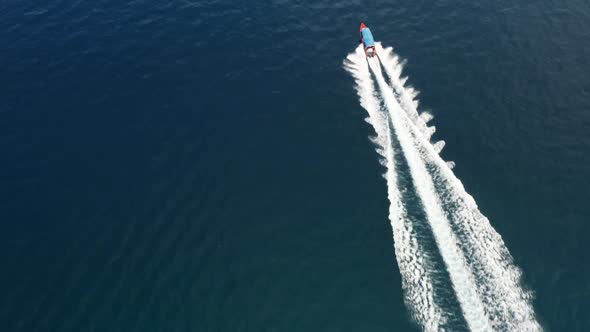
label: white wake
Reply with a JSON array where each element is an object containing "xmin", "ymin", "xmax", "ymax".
[
  {"xmin": 345, "ymin": 43, "xmax": 541, "ymax": 331},
  {"xmin": 371, "ymin": 49, "xmax": 492, "ymax": 332},
  {"xmin": 375, "ymin": 43, "xmax": 541, "ymax": 331},
  {"xmin": 344, "ymin": 46, "xmax": 445, "ymax": 331}
]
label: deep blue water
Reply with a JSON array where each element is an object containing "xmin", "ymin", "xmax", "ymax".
[{"xmin": 1, "ymin": 0, "xmax": 590, "ymax": 331}]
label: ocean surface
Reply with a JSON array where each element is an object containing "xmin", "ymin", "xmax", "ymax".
[{"xmin": 1, "ymin": 0, "xmax": 590, "ymax": 331}]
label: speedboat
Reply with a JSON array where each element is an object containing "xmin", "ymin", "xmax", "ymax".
[{"xmin": 359, "ymin": 22, "xmax": 376, "ymax": 57}]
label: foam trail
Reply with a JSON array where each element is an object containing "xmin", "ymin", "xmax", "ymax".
[
  {"xmin": 377, "ymin": 45, "xmax": 541, "ymax": 331},
  {"xmin": 344, "ymin": 46, "xmax": 444, "ymax": 331},
  {"xmin": 370, "ymin": 56, "xmax": 493, "ymax": 331}
]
